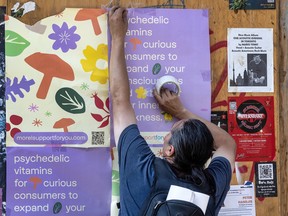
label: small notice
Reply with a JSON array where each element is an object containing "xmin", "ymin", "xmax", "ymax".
[
  {"xmin": 211, "ymin": 111, "xmax": 228, "ymax": 132},
  {"xmin": 255, "ymin": 161, "xmax": 277, "ymax": 197},
  {"xmin": 219, "ymin": 184, "xmax": 256, "ymax": 216},
  {"xmin": 229, "ymin": 0, "xmax": 275, "ymax": 10},
  {"xmin": 227, "ymin": 28, "xmax": 273, "ymax": 92}
]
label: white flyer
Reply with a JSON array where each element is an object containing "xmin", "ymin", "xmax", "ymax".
[
  {"xmin": 228, "ymin": 28, "xmax": 273, "ymax": 92},
  {"xmin": 218, "ymin": 184, "xmax": 256, "ymax": 216}
]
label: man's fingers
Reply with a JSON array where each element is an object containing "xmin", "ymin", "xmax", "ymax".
[
  {"xmin": 153, "ymin": 89, "xmax": 162, "ymax": 101},
  {"xmin": 113, "ymin": 7, "xmax": 126, "ymax": 16},
  {"xmin": 160, "ymin": 88, "xmax": 173, "ymax": 98},
  {"xmin": 123, "ymin": 9, "xmax": 128, "ymax": 20},
  {"xmin": 109, "ymin": 6, "xmax": 120, "ymax": 16}
]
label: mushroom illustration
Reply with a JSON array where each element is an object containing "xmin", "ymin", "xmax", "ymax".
[
  {"xmin": 25, "ymin": 52, "xmax": 74, "ymax": 99},
  {"xmin": 29, "ymin": 176, "xmax": 42, "ymax": 189},
  {"xmin": 75, "ymin": 9, "xmax": 106, "ymax": 35},
  {"xmin": 129, "ymin": 38, "xmax": 142, "ymax": 51},
  {"xmin": 53, "ymin": 118, "xmax": 75, "ymax": 132}
]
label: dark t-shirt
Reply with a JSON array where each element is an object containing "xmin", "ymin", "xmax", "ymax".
[{"xmin": 118, "ymin": 124, "xmax": 231, "ymax": 216}]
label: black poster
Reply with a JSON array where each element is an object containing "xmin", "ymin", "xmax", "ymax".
[
  {"xmin": 255, "ymin": 161, "xmax": 277, "ymax": 197},
  {"xmin": 229, "ymin": 0, "xmax": 275, "ymax": 10},
  {"xmin": 211, "ymin": 111, "xmax": 228, "ymax": 132}
]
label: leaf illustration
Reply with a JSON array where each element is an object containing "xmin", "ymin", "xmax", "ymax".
[
  {"xmin": 152, "ymin": 63, "xmax": 161, "ymax": 75},
  {"xmin": 53, "ymin": 202, "xmax": 62, "ymax": 214},
  {"xmin": 105, "ymin": 97, "xmax": 109, "ymax": 111},
  {"xmin": 91, "ymin": 113, "xmax": 103, "ymax": 122},
  {"xmin": 99, "ymin": 116, "xmax": 109, "ymax": 128},
  {"xmin": 92, "ymin": 93, "xmax": 105, "ymax": 110},
  {"xmin": 55, "ymin": 87, "xmax": 86, "ymax": 114},
  {"xmin": 5, "ymin": 30, "xmax": 30, "ymax": 56},
  {"xmin": 5, "ymin": 76, "xmax": 35, "ymax": 102}
]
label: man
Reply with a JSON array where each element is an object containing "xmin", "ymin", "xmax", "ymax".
[
  {"xmin": 109, "ymin": 6, "xmax": 236, "ymax": 215},
  {"xmin": 248, "ymin": 54, "xmax": 267, "ymax": 86}
]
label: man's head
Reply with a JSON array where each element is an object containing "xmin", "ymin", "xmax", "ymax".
[
  {"xmin": 253, "ymin": 55, "xmax": 261, "ymax": 64},
  {"xmin": 163, "ymin": 119, "xmax": 214, "ymax": 171}
]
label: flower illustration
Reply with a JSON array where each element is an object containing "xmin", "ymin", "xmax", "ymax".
[
  {"xmin": 164, "ymin": 113, "xmax": 173, "ymax": 121},
  {"xmin": 28, "ymin": 103, "xmax": 39, "ymax": 112},
  {"xmin": 135, "ymin": 86, "xmax": 147, "ymax": 99},
  {"xmin": 32, "ymin": 118, "xmax": 42, "ymax": 127},
  {"xmin": 81, "ymin": 44, "xmax": 108, "ymax": 84},
  {"xmin": 80, "ymin": 82, "xmax": 89, "ymax": 90},
  {"xmin": 48, "ymin": 22, "xmax": 81, "ymax": 53},
  {"xmin": 44, "ymin": 111, "xmax": 52, "ymax": 117}
]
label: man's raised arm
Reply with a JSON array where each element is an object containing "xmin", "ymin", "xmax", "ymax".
[{"xmin": 109, "ymin": 7, "xmax": 136, "ymax": 146}]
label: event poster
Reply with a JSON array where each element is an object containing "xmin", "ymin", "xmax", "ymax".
[
  {"xmin": 227, "ymin": 28, "xmax": 273, "ymax": 92},
  {"xmin": 122, "ymin": 8, "xmax": 211, "ymax": 147},
  {"xmin": 218, "ymin": 184, "xmax": 256, "ymax": 216},
  {"xmin": 5, "ymin": 8, "xmax": 110, "ymax": 148},
  {"xmin": 228, "ymin": 96, "xmax": 275, "ymax": 161}
]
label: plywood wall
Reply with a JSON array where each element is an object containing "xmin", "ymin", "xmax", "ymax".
[{"xmin": 3, "ymin": 0, "xmax": 285, "ymax": 215}]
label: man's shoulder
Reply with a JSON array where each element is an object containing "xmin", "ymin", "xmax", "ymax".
[
  {"xmin": 210, "ymin": 156, "xmax": 231, "ymax": 165},
  {"xmin": 207, "ymin": 157, "xmax": 232, "ymax": 177},
  {"xmin": 118, "ymin": 124, "xmax": 140, "ymax": 143}
]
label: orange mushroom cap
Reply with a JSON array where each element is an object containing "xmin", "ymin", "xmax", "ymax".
[
  {"xmin": 53, "ymin": 118, "xmax": 75, "ymax": 132},
  {"xmin": 25, "ymin": 52, "xmax": 74, "ymax": 99}
]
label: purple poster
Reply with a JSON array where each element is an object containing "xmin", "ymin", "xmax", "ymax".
[
  {"xmin": 123, "ymin": 9, "xmax": 211, "ymax": 146},
  {"xmin": 6, "ymin": 147, "xmax": 111, "ymax": 216}
]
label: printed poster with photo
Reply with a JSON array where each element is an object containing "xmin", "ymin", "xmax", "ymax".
[
  {"xmin": 228, "ymin": 96, "xmax": 275, "ymax": 161},
  {"xmin": 227, "ymin": 28, "xmax": 273, "ymax": 92}
]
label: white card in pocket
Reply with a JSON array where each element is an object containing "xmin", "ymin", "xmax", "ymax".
[{"xmin": 166, "ymin": 185, "xmax": 210, "ymax": 214}]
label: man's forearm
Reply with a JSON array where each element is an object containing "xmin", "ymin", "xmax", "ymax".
[
  {"xmin": 108, "ymin": 7, "xmax": 137, "ymax": 144},
  {"xmin": 176, "ymin": 108, "xmax": 235, "ymax": 151},
  {"xmin": 110, "ymin": 38, "xmax": 130, "ymax": 105}
]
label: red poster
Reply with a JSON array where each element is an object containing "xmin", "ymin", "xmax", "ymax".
[{"xmin": 228, "ymin": 96, "xmax": 275, "ymax": 161}]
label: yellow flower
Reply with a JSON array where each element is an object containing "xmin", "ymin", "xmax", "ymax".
[
  {"xmin": 81, "ymin": 44, "xmax": 108, "ymax": 84},
  {"xmin": 164, "ymin": 113, "xmax": 173, "ymax": 121},
  {"xmin": 135, "ymin": 86, "xmax": 147, "ymax": 99}
]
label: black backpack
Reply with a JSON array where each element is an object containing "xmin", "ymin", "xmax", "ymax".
[{"xmin": 139, "ymin": 157, "xmax": 215, "ymax": 216}]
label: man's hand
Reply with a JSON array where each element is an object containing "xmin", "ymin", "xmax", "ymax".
[
  {"xmin": 109, "ymin": 6, "xmax": 128, "ymax": 42},
  {"xmin": 153, "ymin": 88, "xmax": 186, "ymax": 119}
]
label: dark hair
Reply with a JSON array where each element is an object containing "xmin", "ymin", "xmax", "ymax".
[{"xmin": 169, "ymin": 119, "xmax": 214, "ymax": 172}]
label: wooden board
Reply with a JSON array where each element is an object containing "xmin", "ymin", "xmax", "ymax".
[{"xmin": 2, "ymin": 0, "xmax": 285, "ymax": 215}]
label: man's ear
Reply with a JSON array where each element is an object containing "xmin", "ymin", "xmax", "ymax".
[{"xmin": 165, "ymin": 145, "xmax": 175, "ymax": 157}]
